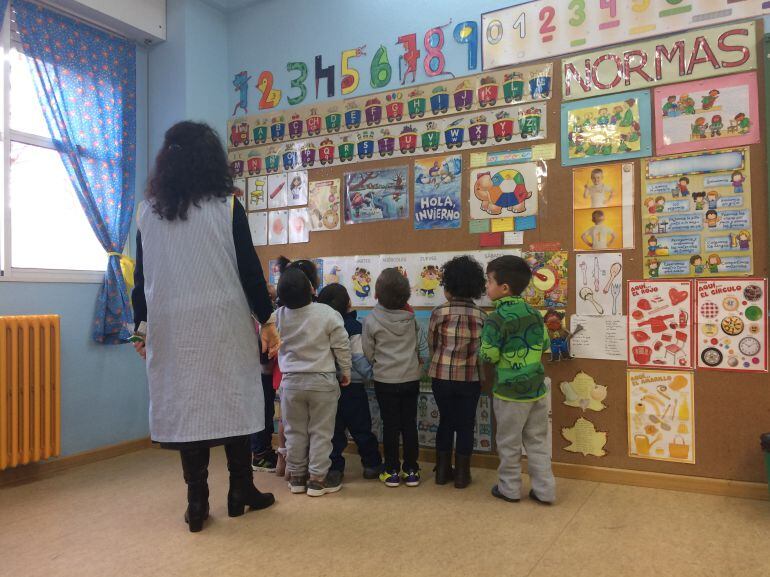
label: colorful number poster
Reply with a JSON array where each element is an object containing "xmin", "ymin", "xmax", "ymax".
[
  {"xmin": 561, "ymin": 91, "xmax": 652, "ymax": 166},
  {"xmin": 695, "ymin": 279, "xmax": 767, "ymax": 373},
  {"xmin": 267, "ymin": 173, "xmax": 288, "ymax": 209},
  {"xmin": 350, "ymin": 255, "xmax": 380, "ymax": 307},
  {"xmin": 469, "ymin": 162, "xmax": 540, "ymax": 220},
  {"xmin": 288, "ymin": 208, "xmax": 309, "ymax": 244},
  {"xmin": 572, "ymin": 162, "xmax": 634, "ymax": 251},
  {"xmin": 247, "ymin": 211, "xmax": 267, "ymax": 246},
  {"xmin": 628, "ymin": 370, "xmax": 695, "ymax": 464},
  {"xmin": 308, "ymin": 179, "xmax": 341, "ymax": 231},
  {"xmin": 654, "ymin": 72, "xmax": 759, "ymax": 156},
  {"xmin": 642, "ymin": 148, "xmax": 752, "ymax": 279},
  {"xmin": 246, "ymin": 176, "xmax": 267, "ymax": 211},
  {"xmin": 268, "ymin": 210, "xmax": 288, "ymax": 245},
  {"xmin": 521, "ymin": 247, "xmax": 568, "ymax": 309},
  {"xmin": 286, "ymin": 170, "xmax": 308, "ymax": 207},
  {"xmin": 575, "ymin": 253, "xmax": 623, "ymax": 316},
  {"xmin": 627, "ymin": 280, "xmax": 693, "ymax": 370},
  {"xmin": 344, "ymin": 167, "xmax": 409, "ymax": 224},
  {"xmin": 413, "ymin": 155, "xmax": 462, "ymax": 230}
]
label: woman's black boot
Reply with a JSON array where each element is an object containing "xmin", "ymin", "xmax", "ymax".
[
  {"xmin": 225, "ymin": 436, "xmax": 276, "ymax": 517},
  {"xmin": 180, "ymin": 447, "xmax": 210, "ymax": 532}
]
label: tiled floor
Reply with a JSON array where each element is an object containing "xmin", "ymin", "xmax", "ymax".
[{"xmin": 1, "ymin": 448, "xmax": 769, "ymax": 577}]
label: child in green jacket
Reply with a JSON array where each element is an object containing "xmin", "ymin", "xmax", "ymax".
[{"xmin": 480, "ymin": 256, "xmax": 555, "ymax": 504}]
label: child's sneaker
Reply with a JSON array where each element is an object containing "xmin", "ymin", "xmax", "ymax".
[
  {"xmin": 288, "ymin": 475, "xmax": 307, "ymax": 494},
  {"xmin": 402, "ymin": 470, "xmax": 421, "ymax": 487},
  {"xmin": 306, "ymin": 474, "xmax": 343, "ymax": 497},
  {"xmin": 379, "ymin": 470, "xmax": 401, "ymax": 487},
  {"xmin": 252, "ymin": 451, "xmax": 278, "ymax": 472}
]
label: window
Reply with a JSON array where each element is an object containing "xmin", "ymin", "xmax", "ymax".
[{"xmin": 1, "ymin": 11, "xmax": 106, "ymax": 282}]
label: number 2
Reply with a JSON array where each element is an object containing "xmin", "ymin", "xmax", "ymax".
[
  {"xmin": 539, "ymin": 6, "xmax": 556, "ymax": 40},
  {"xmin": 568, "ymin": 0, "xmax": 586, "ymax": 26}
]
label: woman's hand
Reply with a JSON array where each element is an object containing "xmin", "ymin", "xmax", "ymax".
[
  {"xmin": 260, "ymin": 323, "xmax": 281, "ymax": 358},
  {"xmin": 133, "ymin": 341, "xmax": 147, "ymax": 360}
]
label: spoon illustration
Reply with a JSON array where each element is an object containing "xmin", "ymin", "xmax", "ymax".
[
  {"xmin": 603, "ymin": 262, "xmax": 622, "ymax": 294},
  {"xmin": 579, "ymin": 287, "xmax": 604, "ymax": 314}
]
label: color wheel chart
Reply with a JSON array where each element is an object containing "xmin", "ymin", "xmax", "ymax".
[{"xmin": 481, "ymin": 0, "xmax": 770, "ymax": 70}]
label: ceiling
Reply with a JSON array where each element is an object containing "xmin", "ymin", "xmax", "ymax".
[{"xmin": 200, "ymin": 0, "xmax": 270, "ymax": 13}]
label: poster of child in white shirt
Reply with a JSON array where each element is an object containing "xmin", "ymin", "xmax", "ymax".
[{"xmin": 573, "ymin": 163, "xmax": 635, "ymax": 251}]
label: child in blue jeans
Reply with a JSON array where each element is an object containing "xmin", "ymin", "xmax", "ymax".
[{"xmin": 318, "ymin": 283, "xmax": 383, "ymax": 484}]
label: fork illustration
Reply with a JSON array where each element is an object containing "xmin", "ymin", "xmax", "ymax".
[{"xmin": 611, "ymin": 282, "xmax": 621, "ymax": 315}]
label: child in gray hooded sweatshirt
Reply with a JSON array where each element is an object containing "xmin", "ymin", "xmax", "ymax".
[{"xmin": 362, "ymin": 268, "xmax": 423, "ymax": 487}]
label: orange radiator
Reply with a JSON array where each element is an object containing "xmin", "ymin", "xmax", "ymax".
[{"xmin": 0, "ymin": 315, "xmax": 61, "ymax": 470}]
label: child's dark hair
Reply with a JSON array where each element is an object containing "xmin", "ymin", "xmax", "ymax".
[
  {"xmin": 278, "ymin": 256, "xmax": 319, "ymax": 289},
  {"xmin": 441, "ymin": 255, "xmax": 486, "ymax": 300},
  {"xmin": 376, "ymin": 268, "xmax": 411, "ymax": 310},
  {"xmin": 591, "ymin": 209, "xmax": 604, "ymax": 222},
  {"xmin": 317, "ymin": 283, "xmax": 350, "ymax": 317},
  {"xmin": 486, "ymin": 255, "xmax": 532, "ymax": 296},
  {"xmin": 277, "ymin": 267, "xmax": 313, "ymax": 309}
]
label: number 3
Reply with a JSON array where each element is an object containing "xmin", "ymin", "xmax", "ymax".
[{"xmin": 568, "ymin": 0, "xmax": 586, "ymax": 26}]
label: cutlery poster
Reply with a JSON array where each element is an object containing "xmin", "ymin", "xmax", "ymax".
[
  {"xmin": 628, "ymin": 370, "xmax": 695, "ymax": 464},
  {"xmin": 576, "ymin": 253, "xmax": 623, "ymax": 316},
  {"xmin": 695, "ymin": 279, "xmax": 767, "ymax": 373},
  {"xmin": 628, "ymin": 280, "xmax": 694, "ymax": 370}
]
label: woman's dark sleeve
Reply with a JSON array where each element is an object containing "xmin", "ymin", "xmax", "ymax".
[
  {"xmin": 233, "ymin": 200, "xmax": 274, "ymax": 323},
  {"xmin": 131, "ymin": 230, "xmax": 147, "ymax": 332}
]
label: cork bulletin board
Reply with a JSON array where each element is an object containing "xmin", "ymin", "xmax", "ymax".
[{"xmin": 245, "ymin": 26, "xmax": 769, "ymax": 484}]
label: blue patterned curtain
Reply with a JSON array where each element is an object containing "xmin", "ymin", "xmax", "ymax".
[
  {"xmin": 0, "ymin": 1, "xmax": 8, "ymax": 29},
  {"xmin": 15, "ymin": 0, "xmax": 137, "ymax": 344}
]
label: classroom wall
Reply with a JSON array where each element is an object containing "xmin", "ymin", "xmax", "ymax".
[
  {"xmin": 148, "ymin": 0, "xmax": 229, "ymax": 156},
  {"xmin": 227, "ymin": 2, "xmax": 770, "ymax": 483},
  {"xmin": 0, "ymin": 47, "xmax": 152, "ymax": 457}
]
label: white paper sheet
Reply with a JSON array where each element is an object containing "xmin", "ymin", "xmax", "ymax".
[
  {"xmin": 267, "ymin": 173, "xmax": 288, "ymax": 209},
  {"xmin": 288, "ymin": 208, "xmax": 309, "ymax": 244},
  {"xmin": 268, "ymin": 210, "xmax": 288, "ymax": 245},
  {"xmin": 247, "ymin": 211, "xmax": 268, "ymax": 246},
  {"xmin": 570, "ymin": 315, "xmax": 628, "ymax": 361}
]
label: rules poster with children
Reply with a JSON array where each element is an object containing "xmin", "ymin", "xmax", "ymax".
[{"xmin": 641, "ymin": 147, "xmax": 753, "ymax": 279}]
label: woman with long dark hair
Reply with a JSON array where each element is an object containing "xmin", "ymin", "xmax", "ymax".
[{"xmin": 131, "ymin": 121, "xmax": 280, "ymax": 532}]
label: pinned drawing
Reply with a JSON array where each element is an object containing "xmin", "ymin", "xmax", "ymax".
[
  {"xmin": 562, "ymin": 417, "xmax": 607, "ymax": 457},
  {"xmin": 469, "ymin": 162, "xmax": 540, "ymax": 220},
  {"xmin": 308, "ymin": 179, "xmax": 341, "ymax": 231},
  {"xmin": 560, "ymin": 372, "xmax": 607, "ymax": 412},
  {"xmin": 576, "ymin": 253, "xmax": 623, "ymax": 316}
]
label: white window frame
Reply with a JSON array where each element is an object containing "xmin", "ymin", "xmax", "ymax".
[{"xmin": 0, "ymin": 3, "xmax": 105, "ymax": 283}]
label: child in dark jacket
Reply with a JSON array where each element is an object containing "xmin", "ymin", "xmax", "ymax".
[{"xmin": 317, "ymin": 283, "xmax": 383, "ymax": 483}]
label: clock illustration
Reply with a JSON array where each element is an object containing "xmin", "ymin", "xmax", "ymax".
[
  {"xmin": 701, "ymin": 347, "xmax": 723, "ymax": 367},
  {"xmin": 738, "ymin": 337, "xmax": 761, "ymax": 357}
]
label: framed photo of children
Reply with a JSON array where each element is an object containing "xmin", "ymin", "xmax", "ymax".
[
  {"xmin": 561, "ymin": 90, "xmax": 652, "ymax": 167},
  {"xmin": 641, "ymin": 147, "xmax": 753, "ymax": 279},
  {"xmin": 572, "ymin": 162, "xmax": 635, "ymax": 251},
  {"xmin": 654, "ymin": 72, "xmax": 759, "ymax": 156}
]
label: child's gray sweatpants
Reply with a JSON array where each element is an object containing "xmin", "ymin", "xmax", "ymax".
[
  {"xmin": 281, "ymin": 381, "xmax": 340, "ymax": 478},
  {"xmin": 493, "ymin": 394, "xmax": 556, "ymax": 502}
]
